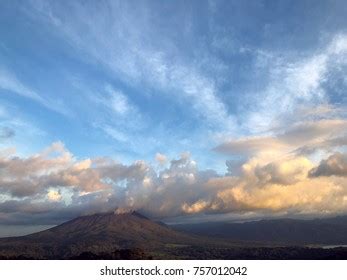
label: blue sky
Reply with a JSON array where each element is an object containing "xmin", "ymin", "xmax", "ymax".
[
  {"xmin": 1, "ymin": 0, "xmax": 345, "ymax": 166},
  {"xmin": 1, "ymin": 0, "xmax": 347, "ymax": 236}
]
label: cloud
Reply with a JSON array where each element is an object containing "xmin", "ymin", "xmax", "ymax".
[
  {"xmin": 84, "ymin": 83, "xmax": 146, "ymax": 146},
  {"xmin": 215, "ymin": 136, "xmax": 287, "ymax": 156},
  {"xmin": 309, "ymin": 153, "xmax": 347, "ymax": 177},
  {"xmin": 244, "ymin": 34, "xmax": 347, "ymax": 133},
  {"xmin": 0, "ymin": 68, "xmax": 44, "ymax": 103},
  {"xmin": 1, "ymin": 138, "xmax": 347, "ymax": 225},
  {"xmin": 182, "ymin": 200, "xmax": 210, "ymax": 214},
  {"xmin": 247, "ymin": 156, "xmax": 313, "ymax": 186},
  {"xmin": 209, "ymin": 112, "xmax": 347, "ymax": 217},
  {"xmin": 215, "ymin": 118, "xmax": 347, "ymax": 161},
  {"xmin": 0, "ymin": 143, "xmax": 216, "ymax": 223},
  {"xmin": 211, "ymin": 175, "xmax": 345, "ymax": 213},
  {"xmin": 98, "ymin": 124, "xmax": 128, "ymax": 142},
  {"xmin": 95, "ymin": 84, "xmax": 137, "ymax": 117},
  {"xmin": 0, "ymin": 127, "xmax": 15, "ymax": 140},
  {"xmin": 0, "ymin": 67, "xmax": 70, "ymax": 116},
  {"xmin": 186, "ymin": 152, "xmax": 347, "ymax": 215},
  {"xmin": 47, "ymin": 190, "xmax": 62, "ymax": 202},
  {"xmin": 155, "ymin": 153, "xmax": 167, "ymax": 165},
  {"xmin": 27, "ymin": 0, "xmax": 235, "ymax": 131}
]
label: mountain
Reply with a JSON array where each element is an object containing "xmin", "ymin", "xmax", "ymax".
[
  {"xmin": 172, "ymin": 216, "xmax": 347, "ymax": 245},
  {"xmin": 3, "ymin": 212, "xmax": 347, "ymax": 259},
  {"xmin": 0, "ymin": 211, "xmax": 197, "ymax": 259}
]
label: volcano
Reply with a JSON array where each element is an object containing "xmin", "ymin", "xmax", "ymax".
[
  {"xmin": 0, "ymin": 211, "xmax": 196, "ymax": 259},
  {"xmin": 4, "ymin": 212, "xmax": 347, "ymax": 260}
]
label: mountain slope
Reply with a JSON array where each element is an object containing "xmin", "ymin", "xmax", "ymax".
[
  {"xmin": 0, "ymin": 211, "xmax": 196, "ymax": 259},
  {"xmin": 172, "ymin": 216, "xmax": 347, "ymax": 245}
]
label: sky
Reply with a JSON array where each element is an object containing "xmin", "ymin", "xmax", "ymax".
[{"xmin": 1, "ymin": 0, "xmax": 347, "ymax": 236}]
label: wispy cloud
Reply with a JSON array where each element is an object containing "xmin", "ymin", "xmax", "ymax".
[
  {"xmin": 244, "ymin": 34, "xmax": 347, "ymax": 133},
  {"xmin": 104, "ymin": 85, "xmax": 134, "ymax": 116},
  {"xmin": 27, "ymin": 0, "xmax": 235, "ymax": 132},
  {"xmin": 0, "ymin": 67, "xmax": 71, "ymax": 116}
]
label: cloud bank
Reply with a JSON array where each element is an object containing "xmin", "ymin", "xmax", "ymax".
[{"xmin": 1, "ymin": 109, "xmax": 347, "ymax": 225}]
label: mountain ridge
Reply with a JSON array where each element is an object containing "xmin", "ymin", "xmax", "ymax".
[{"xmin": 171, "ymin": 215, "xmax": 347, "ymax": 245}]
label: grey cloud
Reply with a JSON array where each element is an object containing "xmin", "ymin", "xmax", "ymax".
[{"xmin": 309, "ymin": 153, "xmax": 347, "ymax": 177}]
